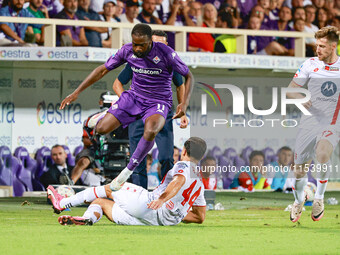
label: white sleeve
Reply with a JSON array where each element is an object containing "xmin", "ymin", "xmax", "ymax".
[
  {"xmin": 292, "ymin": 59, "xmax": 312, "ymax": 87},
  {"xmin": 172, "ymin": 162, "xmax": 189, "ymax": 180},
  {"xmin": 193, "ymin": 184, "xmax": 206, "ymax": 207}
]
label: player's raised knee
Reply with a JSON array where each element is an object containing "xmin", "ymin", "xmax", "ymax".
[
  {"xmin": 316, "ymin": 151, "xmax": 330, "ymax": 164},
  {"xmin": 197, "ymin": 213, "xmax": 205, "ymax": 224},
  {"xmin": 143, "ymin": 128, "xmax": 158, "ymax": 140}
]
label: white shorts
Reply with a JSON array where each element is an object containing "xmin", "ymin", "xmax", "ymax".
[
  {"xmin": 111, "ymin": 183, "xmax": 160, "ymax": 226},
  {"xmin": 294, "ymin": 126, "xmax": 340, "ymax": 164}
]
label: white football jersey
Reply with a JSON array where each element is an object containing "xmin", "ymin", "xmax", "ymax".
[
  {"xmin": 151, "ymin": 161, "xmax": 206, "ymax": 225},
  {"xmin": 293, "ymin": 57, "xmax": 340, "ymax": 130}
]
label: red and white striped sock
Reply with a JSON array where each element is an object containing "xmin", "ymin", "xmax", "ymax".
[{"xmin": 60, "ymin": 186, "xmax": 107, "ymax": 208}]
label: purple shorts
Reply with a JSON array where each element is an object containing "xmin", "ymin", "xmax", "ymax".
[{"xmin": 108, "ymin": 90, "xmax": 171, "ymax": 128}]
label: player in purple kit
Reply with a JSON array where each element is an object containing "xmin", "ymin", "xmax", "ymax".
[{"xmin": 60, "ymin": 23, "xmax": 194, "ymax": 191}]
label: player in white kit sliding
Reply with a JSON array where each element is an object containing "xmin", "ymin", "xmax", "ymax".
[
  {"xmin": 47, "ymin": 137, "xmax": 207, "ymax": 226},
  {"xmin": 287, "ymin": 26, "xmax": 340, "ymax": 222}
]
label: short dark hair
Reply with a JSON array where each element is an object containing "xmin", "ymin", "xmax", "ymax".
[
  {"xmin": 152, "ymin": 30, "xmax": 168, "ymax": 41},
  {"xmin": 218, "ymin": 10, "xmax": 233, "ymax": 28},
  {"xmin": 146, "ymin": 154, "xmax": 152, "ymax": 161},
  {"xmin": 201, "ymin": 156, "xmax": 216, "ymax": 164},
  {"xmin": 249, "ymin": 150, "xmax": 264, "ymax": 161},
  {"xmin": 131, "ymin": 24, "xmax": 152, "ymax": 39},
  {"xmin": 304, "ymin": 4, "xmax": 316, "ymax": 11},
  {"xmin": 174, "ymin": 146, "xmax": 179, "ymax": 151},
  {"xmin": 294, "ymin": 6, "xmax": 305, "ymax": 12},
  {"xmin": 184, "ymin": 137, "xmax": 207, "ymax": 161},
  {"xmin": 315, "ymin": 26, "xmax": 340, "ymax": 43},
  {"xmin": 51, "ymin": 144, "xmax": 64, "ymax": 151},
  {"xmin": 278, "ymin": 146, "xmax": 292, "ymax": 153}
]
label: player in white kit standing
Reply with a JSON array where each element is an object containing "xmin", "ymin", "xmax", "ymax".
[
  {"xmin": 287, "ymin": 26, "xmax": 340, "ymax": 222},
  {"xmin": 47, "ymin": 137, "xmax": 207, "ymax": 226}
]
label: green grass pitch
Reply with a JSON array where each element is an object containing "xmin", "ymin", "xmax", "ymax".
[{"xmin": 1, "ymin": 192, "xmax": 340, "ymax": 255}]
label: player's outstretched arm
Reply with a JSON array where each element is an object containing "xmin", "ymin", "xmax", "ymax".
[
  {"xmin": 176, "ymin": 84, "xmax": 189, "ymax": 128},
  {"xmin": 60, "ymin": 64, "xmax": 110, "ymax": 109},
  {"xmin": 112, "ymin": 78, "xmax": 125, "ymax": 97},
  {"xmin": 147, "ymin": 175, "xmax": 186, "ymax": 210},
  {"xmin": 287, "ymin": 80, "xmax": 312, "ymax": 109},
  {"xmin": 173, "ymin": 70, "xmax": 194, "ymax": 119},
  {"xmin": 112, "ymin": 63, "xmax": 133, "ymax": 97},
  {"xmin": 182, "ymin": 206, "xmax": 206, "ymax": 224}
]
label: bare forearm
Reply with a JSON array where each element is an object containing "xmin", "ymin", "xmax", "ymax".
[
  {"xmin": 113, "ymin": 79, "xmax": 125, "ymax": 97},
  {"xmin": 287, "ymin": 81, "xmax": 305, "ymax": 99},
  {"xmin": 75, "ymin": 65, "xmax": 109, "ymax": 94},
  {"xmin": 39, "ymin": 26, "xmax": 45, "ymax": 44},
  {"xmin": 85, "ymin": 27, "xmax": 107, "ymax": 33},
  {"xmin": 0, "ymin": 24, "xmax": 24, "ymax": 43},
  {"xmin": 183, "ymin": 14, "xmax": 196, "ymax": 26},
  {"xmin": 154, "ymin": 17, "xmax": 163, "ymax": 24},
  {"xmin": 79, "ymin": 38, "xmax": 89, "ymax": 46},
  {"xmin": 71, "ymin": 39, "xmax": 83, "ymax": 46},
  {"xmin": 176, "ymin": 84, "xmax": 185, "ymax": 104},
  {"xmin": 148, "ymin": 175, "xmax": 186, "ymax": 210},
  {"xmin": 165, "ymin": 11, "xmax": 178, "ymax": 25},
  {"xmin": 158, "ymin": 180, "xmax": 183, "ymax": 202},
  {"xmin": 183, "ymin": 71, "xmax": 194, "ymax": 106}
]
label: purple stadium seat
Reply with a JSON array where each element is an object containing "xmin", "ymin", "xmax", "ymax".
[
  {"xmin": 218, "ymin": 156, "xmax": 232, "ymax": 176},
  {"xmin": 209, "ymin": 146, "xmax": 222, "ymax": 160},
  {"xmin": 73, "ymin": 145, "xmax": 84, "ymax": 157},
  {"xmin": 151, "ymin": 148, "xmax": 159, "ymax": 160},
  {"xmin": 307, "ymin": 170, "xmax": 317, "ymax": 185},
  {"xmin": 0, "ymin": 146, "xmax": 13, "ymax": 186},
  {"xmin": 35, "ymin": 146, "xmax": 53, "ymax": 179},
  {"xmin": 0, "ymin": 146, "xmax": 26, "ymax": 196},
  {"xmin": 11, "ymin": 157, "xmax": 26, "ymax": 197},
  {"xmin": 234, "ymin": 156, "xmax": 246, "ymax": 170},
  {"xmin": 241, "ymin": 146, "xmax": 253, "ymax": 166},
  {"xmin": 0, "ymin": 145, "xmax": 11, "ymax": 159},
  {"xmin": 62, "ymin": 145, "xmax": 75, "ymax": 167},
  {"xmin": 271, "ymin": 155, "xmax": 279, "ymax": 163},
  {"xmin": 14, "ymin": 147, "xmax": 37, "ymax": 191},
  {"xmin": 307, "ymin": 161, "xmax": 317, "ymax": 185},
  {"xmin": 223, "ymin": 148, "xmax": 237, "ymax": 161},
  {"xmin": 262, "ymin": 147, "xmax": 276, "ymax": 165},
  {"xmin": 218, "ymin": 155, "xmax": 236, "ymax": 189}
]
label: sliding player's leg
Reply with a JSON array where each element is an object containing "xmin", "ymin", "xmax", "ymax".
[
  {"xmin": 58, "ymin": 198, "xmax": 110, "ymax": 226},
  {"xmin": 47, "ymin": 184, "xmax": 113, "ymax": 214},
  {"xmin": 59, "ymin": 196, "xmax": 148, "ymax": 226}
]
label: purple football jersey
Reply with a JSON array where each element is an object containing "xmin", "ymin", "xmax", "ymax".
[{"xmin": 105, "ymin": 42, "xmax": 189, "ymax": 106}]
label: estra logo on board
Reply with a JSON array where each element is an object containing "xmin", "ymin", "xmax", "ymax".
[{"xmin": 36, "ymin": 101, "xmax": 82, "ymax": 126}]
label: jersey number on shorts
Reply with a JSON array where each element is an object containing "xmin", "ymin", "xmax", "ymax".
[
  {"xmin": 322, "ymin": 130, "xmax": 333, "ymax": 137},
  {"xmin": 157, "ymin": 104, "xmax": 165, "ymax": 114},
  {"xmin": 181, "ymin": 180, "xmax": 202, "ymax": 212}
]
